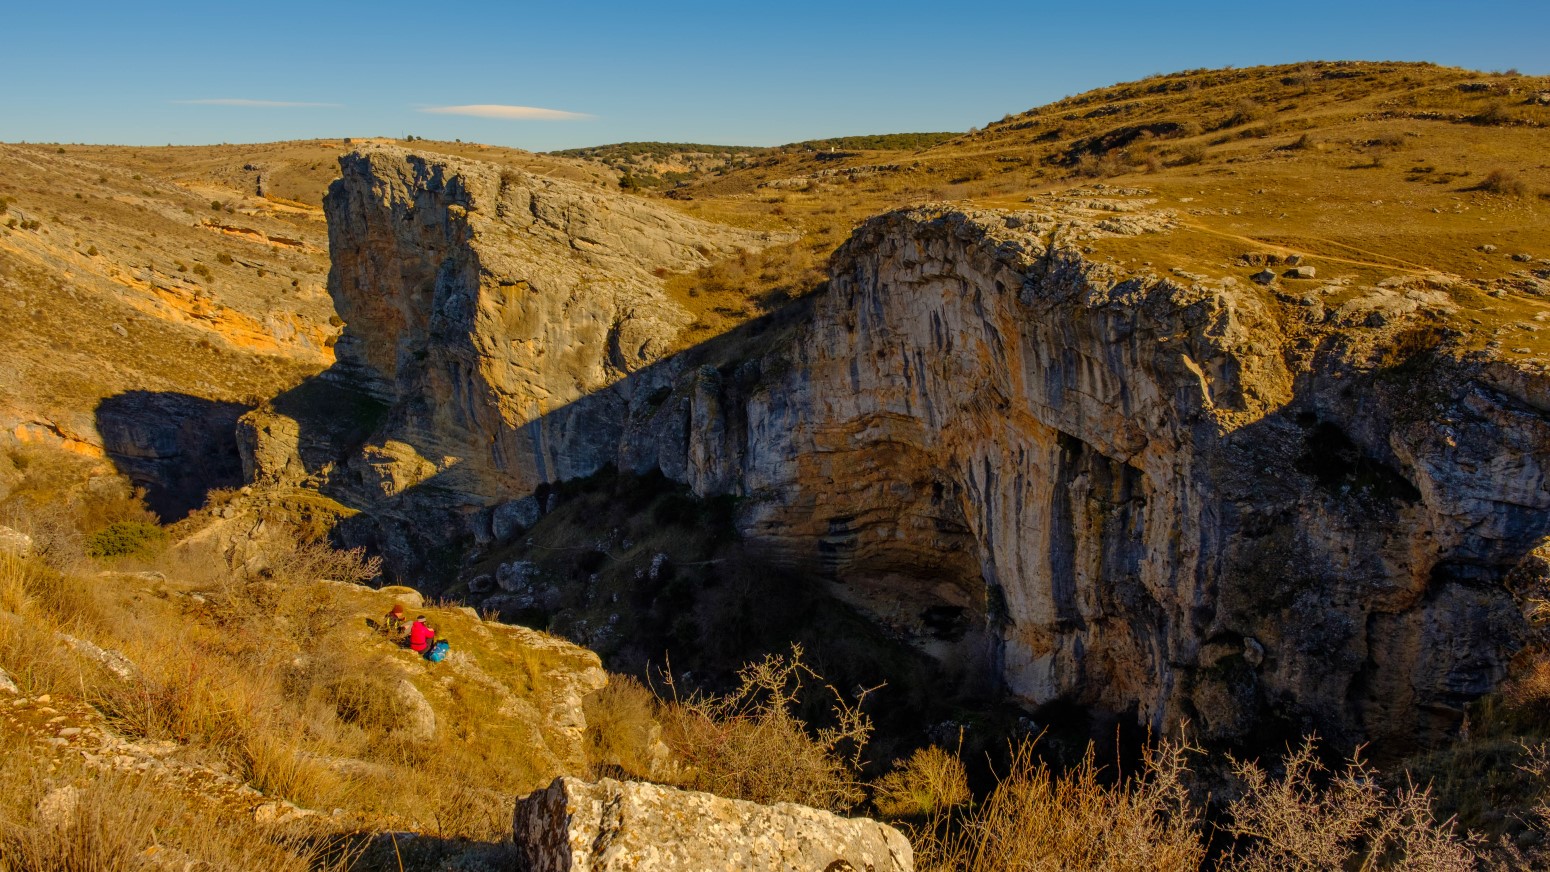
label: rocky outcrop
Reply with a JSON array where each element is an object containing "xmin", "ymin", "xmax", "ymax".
[
  {"xmin": 514, "ymin": 776, "xmax": 912, "ymax": 872},
  {"xmin": 316, "ymin": 146, "xmax": 774, "ymax": 494},
  {"xmin": 251, "ymin": 149, "xmax": 1550, "ymax": 751},
  {"xmin": 0, "ymin": 525, "xmax": 33, "ymax": 558}
]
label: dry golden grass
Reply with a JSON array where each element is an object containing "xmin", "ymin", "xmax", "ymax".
[
  {"xmin": 0, "ymin": 740, "xmax": 357, "ymax": 872},
  {"xmin": 918, "ymin": 739, "xmax": 1204, "ymax": 872},
  {"xmin": 0, "ymin": 452, "xmax": 620, "ymax": 863},
  {"xmin": 583, "ymin": 674, "xmax": 664, "ymax": 779},
  {"xmin": 605, "ymin": 61, "xmax": 1550, "ymax": 361}
]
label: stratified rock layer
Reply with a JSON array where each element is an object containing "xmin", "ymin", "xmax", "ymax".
[
  {"xmin": 250, "ymin": 150, "xmax": 1550, "ymax": 750},
  {"xmin": 513, "ymin": 776, "xmax": 913, "ymax": 872}
]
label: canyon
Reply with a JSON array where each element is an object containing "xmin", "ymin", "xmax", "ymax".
[{"xmin": 238, "ymin": 139, "xmax": 1550, "ymax": 752}]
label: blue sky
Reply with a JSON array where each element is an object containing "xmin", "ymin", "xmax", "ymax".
[{"xmin": 4, "ymin": 1, "xmax": 1547, "ymax": 151}]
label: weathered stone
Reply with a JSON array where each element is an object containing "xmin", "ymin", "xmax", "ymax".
[
  {"xmin": 492, "ymin": 496, "xmax": 542, "ymax": 541},
  {"xmin": 390, "ymin": 678, "xmax": 436, "ymax": 741},
  {"xmin": 36, "ymin": 786, "xmax": 80, "ymax": 828},
  {"xmin": 513, "ymin": 777, "xmax": 912, "ymax": 872},
  {"xmin": 58, "ymin": 634, "xmax": 139, "ymax": 682},
  {"xmin": 1251, "ymin": 268, "xmax": 1278, "ymax": 284},
  {"xmin": 497, "ymin": 560, "xmax": 542, "ymax": 593},
  {"xmin": 1285, "ymin": 265, "xmax": 1316, "ymax": 279},
  {"xmin": 0, "ymin": 524, "xmax": 32, "ymax": 557},
  {"xmin": 379, "ymin": 585, "xmax": 424, "ymax": 609}
]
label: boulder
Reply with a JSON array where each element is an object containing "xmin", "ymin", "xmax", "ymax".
[
  {"xmin": 1251, "ymin": 268, "xmax": 1277, "ymax": 284},
  {"xmin": 492, "ymin": 496, "xmax": 542, "ymax": 542},
  {"xmin": 379, "ymin": 585, "xmax": 424, "ymax": 609},
  {"xmin": 1285, "ymin": 265, "xmax": 1316, "ymax": 279},
  {"xmin": 0, "ymin": 525, "xmax": 33, "ymax": 557},
  {"xmin": 497, "ymin": 560, "xmax": 542, "ymax": 594},
  {"xmin": 514, "ymin": 777, "xmax": 913, "ymax": 872},
  {"xmin": 36, "ymin": 786, "xmax": 80, "ymax": 828},
  {"xmin": 58, "ymin": 634, "xmax": 139, "ymax": 681},
  {"xmin": 390, "ymin": 678, "xmax": 437, "ymax": 742}
]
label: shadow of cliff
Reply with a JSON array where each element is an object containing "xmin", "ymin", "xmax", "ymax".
[{"xmin": 94, "ymin": 391, "xmax": 251, "ymax": 522}]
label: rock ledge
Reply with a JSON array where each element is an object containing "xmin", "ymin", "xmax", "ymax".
[{"xmin": 514, "ymin": 776, "xmax": 913, "ymax": 872}]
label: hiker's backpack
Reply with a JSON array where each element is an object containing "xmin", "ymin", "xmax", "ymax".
[{"xmin": 426, "ymin": 640, "xmax": 450, "ymax": 663}]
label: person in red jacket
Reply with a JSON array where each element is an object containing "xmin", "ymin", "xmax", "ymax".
[{"xmin": 408, "ymin": 615, "xmax": 436, "ymax": 654}]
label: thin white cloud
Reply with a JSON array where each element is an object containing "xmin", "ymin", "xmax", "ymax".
[
  {"xmin": 419, "ymin": 104, "xmax": 593, "ymax": 121},
  {"xmin": 174, "ymin": 98, "xmax": 340, "ymax": 108}
]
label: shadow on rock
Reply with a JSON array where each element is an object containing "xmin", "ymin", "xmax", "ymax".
[{"xmin": 94, "ymin": 391, "xmax": 251, "ymax": 522}]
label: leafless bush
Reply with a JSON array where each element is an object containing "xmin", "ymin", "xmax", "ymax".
[
  {"xmin": 659, "ymin": 645, "xmax": 873, "ymax": 812},
  {"xmin": 1221, "ymin": 738, "xmax": 1478, "ymax": 872},
  {"xmin": 1172, "ymin": 143, "xmax": 1208, "ymax": 166}
]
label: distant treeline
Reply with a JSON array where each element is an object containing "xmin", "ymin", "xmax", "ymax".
[
  {"xmin": 551, "ymin": 132, "xmax": 960, "ymax": 160},
  {"xmin": 785, "ymin": 132, "xmax": 958, "ymax": 151},
  {"xmin": 552, "ymin": 142, "xmax": 766, "ymax": 160}
]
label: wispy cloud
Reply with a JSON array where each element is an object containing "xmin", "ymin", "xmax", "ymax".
[
  {"xmin": 419, "ymin": 104, "xmax": 593, "ymax": 121},
  {"xmin": 173, "ymin": 98, "xmax": 340, "ymax": 108}
]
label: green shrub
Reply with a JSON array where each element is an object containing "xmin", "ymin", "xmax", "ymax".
[{"xmin": 85, "ymin": 521, "xmax": 166, "ymax": 559}]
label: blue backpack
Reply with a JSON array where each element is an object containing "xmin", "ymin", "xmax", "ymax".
[{"xmin": 425, "ymin": 640, "xmax": 450, "ymax": 663}]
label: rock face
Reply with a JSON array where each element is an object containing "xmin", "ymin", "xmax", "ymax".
[
  {"xmin": 243, "ymin": 146, "xmax": 777, "ymax": 569},
  {"xmin": 318, "ymin": 146, "xmax": 772, "ymax": 492},
  {"xmin": 248, "ymin": 149, "xmax": 1550, "ymax": 751},
  {"xmin": 513, "ymin": 776, "xmax": 913, "ymax": 872}
]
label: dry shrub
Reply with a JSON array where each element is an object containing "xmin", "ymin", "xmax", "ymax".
[
  {"xmin": 920, "ymin": 738, "xmax": 1204, "ymax": 872},
  {"xmin": 584, "ymin": 674, "xmax": 665, "ymax": 779},
  {"xmin": 205, "ymin": 538, "xmax": 375, "ymax": 656},
  {"xmin": 873, "ymin": 745, "xmax": 970, "ymax": 820},
  {"xmin": 1222, "ymin": 738, "xmax": 1478, "ymax": 872},
  {"xmin": 0, "ymin": 446, "xmax": 157, "ymax": 569},
  {"xmin": 1074, "ymin": 151, "xmax": 1129, "ymax": 179},
  {"xmin": 659, "ymin": 646, "xmax": 872, "ymax": 811},
  {"xmin": 1172, "ymin": 143, "xmax": 1208, "ymax": 166},
  {"xmin": 1476, "ymin": 168, "xmax": 1529, "ymax": 198}
]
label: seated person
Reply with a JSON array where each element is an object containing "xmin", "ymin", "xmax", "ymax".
[
  {"xmin": 408, "ymin": 615, "xmax": 436, "ymax": 654},
  {"xmin": 385, "ymin": 604, "xmax": 409, "ymax": 638}
]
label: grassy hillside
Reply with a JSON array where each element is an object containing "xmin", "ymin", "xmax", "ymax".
[{"xmin": 583, "ymin": 61, "xmax": 1549, "ymax": 354}]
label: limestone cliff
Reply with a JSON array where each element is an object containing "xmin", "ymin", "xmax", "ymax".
[{"xmin": 247, "ymin": 149, "xmax": 1550, "ymax": 750}]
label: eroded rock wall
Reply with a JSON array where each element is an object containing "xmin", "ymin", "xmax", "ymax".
[
  {"xmin": 317, "ymin": 146, "xmax": 774, "ymax": 507},
  {"xmin": 252, "ymin": 150, "xmax": 1550, "ymax": 750},
  {"xmin": 731, "ymin": 209, "xmax": 1546, "ymax": 748}
]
